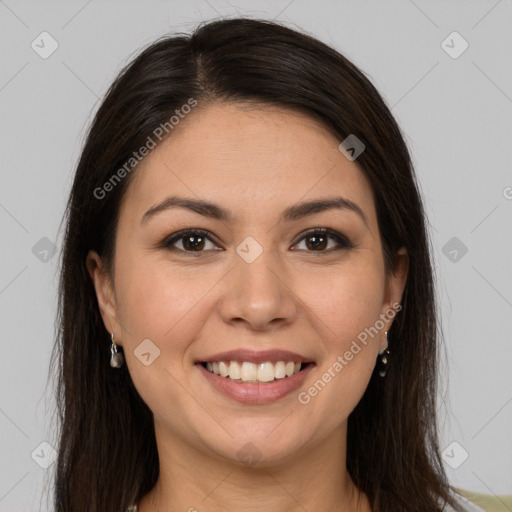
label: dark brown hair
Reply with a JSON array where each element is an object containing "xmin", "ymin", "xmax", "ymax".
[{"xmin": 51, "ymin": 17, "xmax": 460, "ymax": 512}]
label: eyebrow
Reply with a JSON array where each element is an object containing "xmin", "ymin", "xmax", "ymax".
[{"xmin": 141, "ymin": 195, "xmax": 368, "ymax": 227}]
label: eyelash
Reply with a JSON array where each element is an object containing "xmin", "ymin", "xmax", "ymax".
[{"xmin": 160, "ymin": 228, "xmax": 354, "ymax": 255}]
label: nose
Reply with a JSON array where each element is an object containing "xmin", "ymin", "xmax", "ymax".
[{"xmin": 218, "ymin": 249, "xmax": 299, "ymax": 332}]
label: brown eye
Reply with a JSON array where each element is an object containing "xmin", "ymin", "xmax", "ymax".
[
  {"xmin": 304, "ymin": 233, "xmax": 328, "ymax": 251},
  {"xmin": 182, "ymin": 234, "xmax": 206, "ymax": 251},
  {"xmin": 293, "ymin": 229, "xmax": 353, "ymax": 252},
  {"xmin": 162, "ymin": 230, "xmax": 220, "ymax": 253}
]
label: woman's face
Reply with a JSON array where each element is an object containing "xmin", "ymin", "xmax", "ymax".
[{"xmin": 89, "ymin": 102, "xmax": 407, "ymax": 467}]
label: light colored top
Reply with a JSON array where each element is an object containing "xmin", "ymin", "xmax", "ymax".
[
  {"xmin": 126, "ymin": 492, "xmax": 486, "ymax": 511},
  {"xmin": 446, "ymin": 493, "xmax": 486, "ymax": 511}
]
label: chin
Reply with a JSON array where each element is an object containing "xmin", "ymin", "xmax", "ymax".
[{"xmin": 201, "ymin": 427, "xmax": 307, "ymax": 469}]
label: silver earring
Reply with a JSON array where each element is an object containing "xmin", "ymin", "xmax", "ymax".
[
  {"xmin": 110, "ymin": 333, "xmax": 125, "ymax": 368},
  {"xmin": 378, "ymin": 331, "xmax": 390, "ymax": 378}
]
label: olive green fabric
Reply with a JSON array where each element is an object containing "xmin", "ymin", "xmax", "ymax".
[{"xmin": 458, "ymin": 489, "xmax": 512, "ymax": 512}]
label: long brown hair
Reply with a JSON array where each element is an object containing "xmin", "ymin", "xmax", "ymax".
[{"xmin": 51, "ymin": 18, "xmax": 460, "ymax": 511}]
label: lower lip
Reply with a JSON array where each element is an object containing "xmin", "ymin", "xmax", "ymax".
[{"xmin": 196, "ymin": 363, "xmax": 314, "ymax": 404}]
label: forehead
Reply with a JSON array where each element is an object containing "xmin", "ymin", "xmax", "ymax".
[{"xmin": 120, "ymin": 102, "xmax": 377, "ymax": 227}]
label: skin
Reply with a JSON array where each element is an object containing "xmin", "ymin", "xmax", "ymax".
[{"xmin": 87, "ymin": 102, "xmax": 408, "ymax": 512}]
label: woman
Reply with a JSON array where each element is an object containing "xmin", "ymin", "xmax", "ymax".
[{"xmin": 52, "ymin": 18, "xmax": 483, "ymax": 512}]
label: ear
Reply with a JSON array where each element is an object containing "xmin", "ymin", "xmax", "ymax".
[
  {"xmin": 86, "ymin": 250, "xmax": 123, "ymax": 346},
  {"xmin": 379, "ymin": 247, "xmax": 408, "ymax": 352}
]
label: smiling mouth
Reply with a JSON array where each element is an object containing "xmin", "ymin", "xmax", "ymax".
[{"xmin": 200, "ymin": 360, "xmax": 314, "ymax": 383}]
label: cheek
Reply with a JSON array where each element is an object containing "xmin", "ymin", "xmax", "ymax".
[
  {"xmin": 298, "ymin": 254, "xmax": 386, "ymax": 343},
  {"xmin": 112, "ymin": 257, "xmax": 217, "ymax": 422},
  {"xmin": 113, "ymin": 253, "xmax": 217, "ymax": 351},
  {"xmin": 294, "ymin": 256, "xmax": 385, "ymax": 421}
]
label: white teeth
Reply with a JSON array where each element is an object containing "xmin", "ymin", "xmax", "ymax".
[
  {"xmin": 204, "ymin": 360, "xmax": 304, "ymax": 382},
  {"xmin": 240, "ymin": 362, "xmax": 258, "ymax": 382},
  {"xmin": 228, "ymin": 361, "xmax": 241, "ymax": 379},
  {"xmin": 274, "ymin": 361, "xmax": 286, "ymax": 379},
  {"xmin": 257, "ymin": 362, "xmax": 275, "ymax": 382},
  {"xmin": 218, "ymin": 361, "xmax": 229, "ymax": 377}
]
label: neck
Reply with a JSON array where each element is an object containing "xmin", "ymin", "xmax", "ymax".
[{"xmin": 137, "ymin": 421, "xmax": 371, "ymax": 512}]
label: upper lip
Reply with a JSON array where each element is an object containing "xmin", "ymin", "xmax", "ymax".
[{"xmin": 197, "ymin": 349, "xmax": 314, "ymax": 365}]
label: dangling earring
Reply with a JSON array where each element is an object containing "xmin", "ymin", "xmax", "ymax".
[
  {"xmin": 110, "ymin": 333, "xmax": 124, "ymax": 368},
  {"xmin": 378, "ymin": 331, "xmax": 390, "ymax": 378}
]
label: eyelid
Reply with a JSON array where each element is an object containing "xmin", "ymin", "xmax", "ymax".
[
  {"xmin": 291, "ymin": 227, "xmax": 354, "ymax": 251},
  {"xmin": 160, "ymin": 229, "xmax": 223, "ymax": 252},
  {"xmin": 160, "ymin": 227, "xmax": 354, "ymax": 254}
]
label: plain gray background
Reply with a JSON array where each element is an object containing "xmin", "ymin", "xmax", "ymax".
[{"xmin": 1, "ymin": 1, "xmax": 511, "ymax": 510}]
